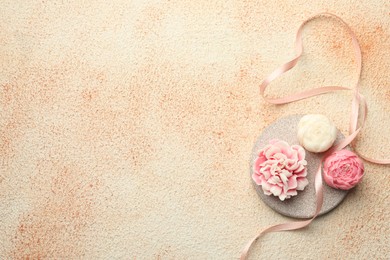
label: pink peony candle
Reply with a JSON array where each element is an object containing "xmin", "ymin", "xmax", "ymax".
[{"xmin": 323, "ymin": 150, "xmax": 364, "ymax": 190}]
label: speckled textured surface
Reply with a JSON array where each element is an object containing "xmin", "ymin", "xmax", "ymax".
[
  {"xmin": 1, "ymin": 1, "xmax": 389, "ymax": 259},
  {"xmin": 251, "ymin": 115, "xmax": 349, "ymax": 219}
]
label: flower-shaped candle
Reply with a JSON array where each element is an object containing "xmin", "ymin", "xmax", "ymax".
[
  {"xmin": 323, "ymin": 150, "xmax": 364, "ymax": 190},
  {"xmin": 252, "ymin": 139, "xmax": 309, "ymax": 201},
  {"xmin": 297, "ymin": 114, "xmax": 337, "ymax": 153}
]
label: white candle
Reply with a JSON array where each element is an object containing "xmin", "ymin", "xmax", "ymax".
[{"xmin": 297, "ymin": 114, "xmax": 337, "ymax": 153}]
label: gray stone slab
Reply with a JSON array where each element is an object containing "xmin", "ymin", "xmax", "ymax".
[{"xmin": 250, "ymin": 115, "xmax": 349, "ymax": 219}]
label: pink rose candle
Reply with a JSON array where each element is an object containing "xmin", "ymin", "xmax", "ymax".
[
  {"xmin": 252, "ymin": 139, "xmax": 309, "ymax": 201},
  {"xmin": 323, "ymin": 150, "xmax": 364, "ymax": 190}
]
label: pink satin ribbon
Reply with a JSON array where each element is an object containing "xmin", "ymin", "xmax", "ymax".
[{"xmin": 241, "ymin": 12, "xmax": 390, "ymax": 260}]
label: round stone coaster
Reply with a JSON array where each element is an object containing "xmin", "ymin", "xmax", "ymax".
[{"xmin": 250, "ymin": 115, "xmax": 349, "ymax": 219}]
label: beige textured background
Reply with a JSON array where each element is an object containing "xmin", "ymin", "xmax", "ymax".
[{"xmin": 1, "ymin": 0, "xmax": 389, "ymax": 259}]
